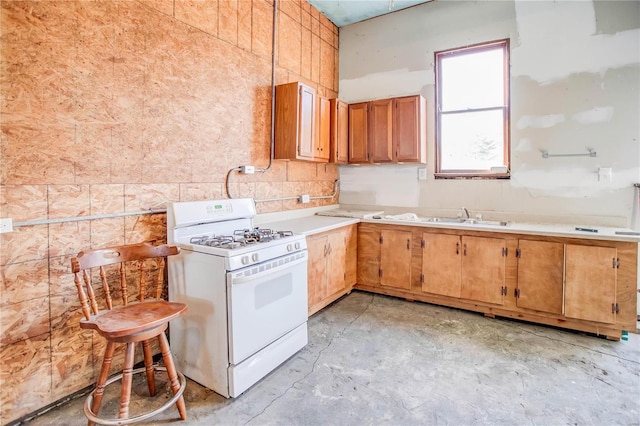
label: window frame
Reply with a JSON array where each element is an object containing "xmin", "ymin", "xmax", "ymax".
[{"xmin": 434, "ymin": 38, "xmax": 511, "ymax": 179}]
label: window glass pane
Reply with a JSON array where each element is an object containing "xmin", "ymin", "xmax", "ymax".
[
  {"xmin": 441, "ymin": 48, "xmax": 504, "ymax": 111},
  {"xmin": 440, "ymin": 110, "xmax": 505, "ymax": 170}
]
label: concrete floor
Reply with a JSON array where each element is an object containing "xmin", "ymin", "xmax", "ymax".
[{"xmin": 21, "ymin": 291, "xmax": 640, "ymax": 425}]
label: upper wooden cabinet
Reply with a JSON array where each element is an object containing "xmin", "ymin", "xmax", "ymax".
[
  {"xmin": 369, "ymin": 99, "xmax": 394, "ymax": 163},
  {"xmin": 348, "ymin": 102, "xmax": 368, "ymax": 163},
  {"xmin": 330, "ymin": 99, "xmax": 349, "ymax": 164},
  {"xmin": 316, "ymin": 95, "xmax": 331, "ymax": 162},
  {"xmin": 348, "ymin": 95, "xmax": 426, "ymax": 164},
  {"xmin": 394, "ymin": 95, "xmax": 427, "ymax": 163},
  {"xmin": 274, "ymin": 82, "xmax": 328, "ymax": 163}
]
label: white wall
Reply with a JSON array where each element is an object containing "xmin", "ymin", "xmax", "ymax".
[{"xmin": 338, "ymin": 0, "xmax": 640, "ymax": 226}]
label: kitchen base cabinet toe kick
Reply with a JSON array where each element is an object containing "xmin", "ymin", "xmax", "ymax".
[{"xmin": 355, "ymin": 223, "xmax": 637, "ymax": 341}]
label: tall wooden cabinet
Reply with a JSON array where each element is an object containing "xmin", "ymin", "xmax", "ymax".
[
  {"xmin": 307, "ymin": 225, "xmax": 357, "ymax": 316},
  {"xmin": 347, "ymin": 95, "xmax": 426, "ymax": 164}
]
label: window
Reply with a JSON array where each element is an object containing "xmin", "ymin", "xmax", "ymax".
[{"xmin": 435, "ymin": 39, "xmax": 510, "ymax": 178}]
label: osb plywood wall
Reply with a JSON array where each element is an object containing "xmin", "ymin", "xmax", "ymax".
[{"xmin": 0, "ymin": 0, "xmax": 339, "ymax": 422}]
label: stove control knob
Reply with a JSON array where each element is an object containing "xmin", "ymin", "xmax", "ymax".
[
  {"xmin": 287, "ymin": 244, "xmax": 293, "ymax": 252},
  {"xmin": 241, "ymin": 256, "xmax": 250, "ymax": 265},
  {"xmin": 252, "ymin": 253, "xmax": 259, "ymax": 262},
  {"xmin": 294, "ymin": 242, "xmax": 301, "ymax": 250}
]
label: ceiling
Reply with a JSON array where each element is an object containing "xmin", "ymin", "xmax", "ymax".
[{"xmin": 307, "ymin": 0, "xmax": 434, "ymax": 27}]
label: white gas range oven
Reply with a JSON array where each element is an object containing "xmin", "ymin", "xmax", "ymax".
[{"xmin": 167, "ymin": 198, "xmax": 308, "ymax": 398}]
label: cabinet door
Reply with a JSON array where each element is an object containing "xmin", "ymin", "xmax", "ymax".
[
  {"xmin": 315, "ymin": 96, "xmax": 331, "ymax": 161},
  {"xmin": 516, "ymin": 240, "xmax": 564, "ymax": 314},
  {"xmin": 357, "ymin": 225, "xmax": 380, "ymax": 286},
  {"xmin": 460, "ymin": 236, "xmax": 506, "ymax": 305},
  {"xmin": 394, "ymin": 95, "xmax": 425, "ymax": 163},
  {"xmin": 348, "ymin": 103, "xmax": 368, "ymax": 163},
  {"xmin": 298, "ymin": 84, "xmax": 316, "ymax": 159},
  {"xmin": 307, "ymin": 234, "xmax": 328, "ymax": 308},
  {"xmin": 326, "ymin": 231, "xmax": 347, "ymax": 296},
  {"xmin": 565, "ymin": 244, "xmax": 617, "ymax": 324},
  {"xmin": 380, "ymin": 229, "xmax": 412, "ymax": 289},
  {"xmin": 422, "ymin": 233, "xmax": 461, "ymax": 298},
  {"xmin": 368, "ymin": 99, "xmax": 393, "ymax": 163},
  {"xmin": 330, "ymin": 99, "xmax": 349, "ymax": 164}
]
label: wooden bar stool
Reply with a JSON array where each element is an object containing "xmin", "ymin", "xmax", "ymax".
[{"xmin": 71, "ymin": 243, "xmax": 188, "ymax": 425}]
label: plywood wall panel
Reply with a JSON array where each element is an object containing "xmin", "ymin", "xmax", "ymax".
[
  {"xmin": 0, "ymin": 225, "xmax": 48, "ymax": 266},
  {"xmin": 301, "ymin": 27, "xmax": 312, "ymax": 80},
  {"xmin": 74, "ymin": 125, "xmax": 114, "ymax": 185},
  {"xmin": 48, "ymin": 222, "xmax": 91, "ymax": 258},
  {"xmin": 0, "ymin": 185, "xmax": 48, "ymax": 221},
  {"xmin": 174, "ymin": 0, "xmax": 218, "ymax": 36},
  {"xmin": 0, "ymin": 260, "xmax": 49, "ymax": 307},
  {"xmin": 0, "ymin": 0, "xmax": 339, "ymax": 420},
  {"xmin": 278, "ymin": 12, "xmax": 301, "ymax": 76},
  {"xmin": 50, "ymin": 325, "xmax": 94, "ymax": 401},
  {"xmin": 251, "ymin": 0, "xmax": 274, "ymax": 58},
  {"xmin": 124, "ymin": 214, "xmax": 166, "ymax": 245},
  {"xmin": 90, "ymin": 184, "xmax": 125, "ymax": 215},
  {"xmin": 0, "ymin": 333, "xmax": 51, "ymax": 421},
  {"xmin": 89, "ymin": 217, "xmax": 125, "ymax": 249},
  {"xmin": 238, "ymin": 0, "xmax": 253, "ymax": 50},
  {"xmin": 0, "ymin": 296, "xmax": 50, "ymax": 345},
  {"xmin": 320, "ymin": 40, "xmax": 334, "ymax": 91},
  {"xmin": 279, "ymin": 0, "xmax": 300, "ymax": 22},
  {"xmin": 219, "ymin": 0, "xmax": 239, "ymax": 45},
  {"xmin": 48, "ymin": 185, "xmax": 91, "ymax": 219}
]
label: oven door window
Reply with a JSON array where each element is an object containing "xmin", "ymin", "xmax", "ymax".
[{"xmin": 227, "ymin": 254, "xmax": 308, "ymax": 364}]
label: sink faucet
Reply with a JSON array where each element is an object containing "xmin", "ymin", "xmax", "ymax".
[{"xmin": 461, "ymin": 207, "xmax": 470, "ymax": 219}]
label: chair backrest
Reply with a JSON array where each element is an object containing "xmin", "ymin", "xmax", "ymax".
[{"xmin": 71, "ymin": 243, "xmax": 180, "ymax": 321}]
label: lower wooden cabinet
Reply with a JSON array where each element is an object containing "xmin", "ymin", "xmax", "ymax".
[
  {"xmin": 515, "ymin": 240, "xmax": 564, "ymax": 314},
  {"xmin": 565, "ymin": 244, "xmax": 618, "ymax": 324},
  {"xmin": 356, "ymin": 222, "xmax": 637, "ymax": 340},
  {"xmin": 421, "ymin": 233, "xmax": 506, "ymax": 304},
  {"xmin": 307, "ymin": 225, "xmax": 357, "ymax": 316},
  {"xmin": 355, "ymin": 226, "xmax": 412, "ymax": 290}
]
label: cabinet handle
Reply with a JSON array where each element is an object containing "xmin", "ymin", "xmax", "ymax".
[
  {"xmin": 463, "ymin": 244, "xmax": 467, "ymax": 256},
  {"xmin": 456, "ymin": 242, "xmax": 459, "ymax": 255},
  {"xmin": 406, "ymin": 239, "xmax": 410, "ymax": 250}
]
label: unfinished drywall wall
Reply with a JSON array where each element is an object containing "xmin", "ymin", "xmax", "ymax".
[{"xmin": 338, "ymin": 0, "xmax": 640, "ymax": 226}]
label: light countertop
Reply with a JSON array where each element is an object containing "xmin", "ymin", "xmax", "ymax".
[
  {"xmin": 258, "ymin": 215, "xmax": 359, "ymax": 236},
  {"xmin": 256, "ymin": 207, "xmax": 640, "ymax": 243}
]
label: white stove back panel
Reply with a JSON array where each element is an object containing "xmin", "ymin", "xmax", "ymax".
[{"xmin": 170, "ymin": 199, "xmax": 256, "ymax": 230}]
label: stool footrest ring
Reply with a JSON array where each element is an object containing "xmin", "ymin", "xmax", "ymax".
[{"xmin": 84, "ymin": 366, "xmax": 186, "ymax": 425}]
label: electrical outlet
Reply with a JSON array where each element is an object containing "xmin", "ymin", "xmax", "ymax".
[
  {"xmin": 240, "ymin": 165, "xmax": 255, "ymax": 174},
  {"xmin": 418, "ymin": 168, "xmax": 427, "ymax": 180},
  {"xmin": 299, "ymin": 194, "xmax": 310, "ymax": 204},
  {"xmin": 0, "ymin": 218, "xmax": 13, "ymax": 234}
]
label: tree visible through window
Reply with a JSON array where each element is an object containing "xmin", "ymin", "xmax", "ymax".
[{"xmin": 435, "ymin": 39, "xmax": 510, "ymax": 177}]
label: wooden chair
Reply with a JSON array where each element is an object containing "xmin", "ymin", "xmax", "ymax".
[{"xmin": 71, "ymin": 243, "xmax": 188, "ymax": 425}]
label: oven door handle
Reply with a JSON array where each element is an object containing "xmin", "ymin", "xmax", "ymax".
[{"xmin": 230, "ymin": 253, "xmax": 307, "ymax": 284}]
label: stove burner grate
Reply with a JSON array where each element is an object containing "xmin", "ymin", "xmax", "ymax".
[{"xmin": 188, "ymin": 228, "xmax": 295, "ymax": 249}]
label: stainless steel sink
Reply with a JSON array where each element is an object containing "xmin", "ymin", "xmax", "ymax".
[{"xmin": 422, "ymin": 217, "xmax": 509, "ymax": 226}]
